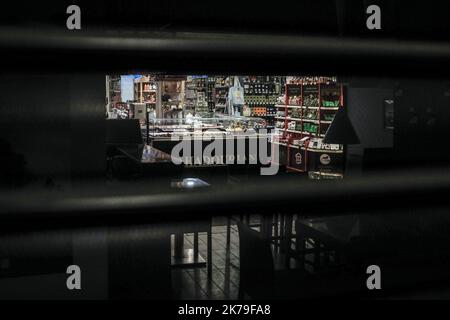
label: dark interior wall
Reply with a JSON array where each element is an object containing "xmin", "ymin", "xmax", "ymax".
[
  {"xmin": 0, "ymin": 74, "xmax": 105, "ymax": 181},
  {"xmin": 0, "ymin": 74, "xmax": 71, "ymax": 178},
  {"xmin": 346, "ymin": 79, "xmax": 450, "ymax": 170},
  {"xmin": 69, "ymin": 74, "xmax": 106, "ymax": 180},
  {"xmin": 346, "ymin": 83, "xmax": 394, "ymax": 158},
  {"xmin": 394, "ymin": 80, "xmax": 450, "ymax": 165}
]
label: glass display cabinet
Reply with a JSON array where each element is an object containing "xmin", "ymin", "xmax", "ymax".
[
  {"xmin": 146, "ymin": 116, "xmax": 270, "ymax": 141},
  {"xmin": 145, "ymin": 116, "xmax": 273, "ymax": 165}
]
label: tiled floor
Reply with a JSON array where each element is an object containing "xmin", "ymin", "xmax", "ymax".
[
  {"xmin": 171, "ymin": 214, "xmax": 450, "ymax": 300},
  {"xmin": 171, "ymin": 215, "xmax": 306, "ymax": 300},
  {"xmin": 172, "ymin": 223, "xmax": 241, "ymax": 300}
]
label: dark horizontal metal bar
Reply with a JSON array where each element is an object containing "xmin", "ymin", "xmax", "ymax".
[
  {"xmin": 1, "ymin": 27, "xmax": 450, "ymax": 75},
  {"xmin": 2, "ymin": 28, "xmax": 450, "ymax": 58},
  {"xmin": 1, "ymin": 168, "xmax": 450, "ymax": 226}
]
